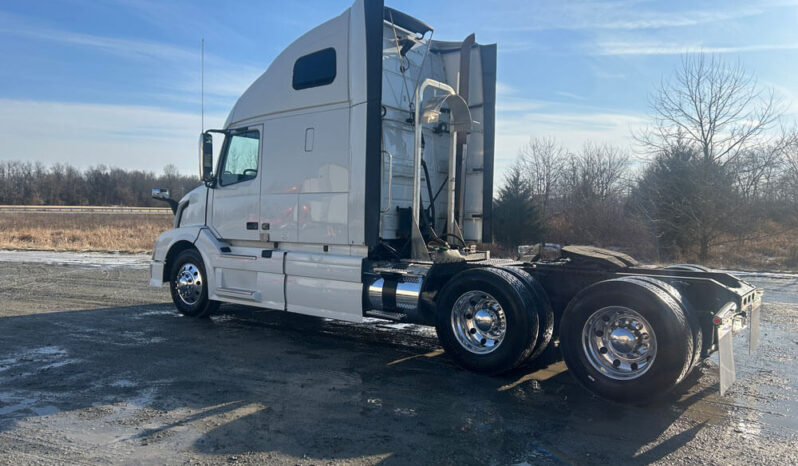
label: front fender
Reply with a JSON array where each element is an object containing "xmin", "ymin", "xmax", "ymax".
[{"xmin": 149, "ymin": 226, "xmax": 204, "ymax": 287}]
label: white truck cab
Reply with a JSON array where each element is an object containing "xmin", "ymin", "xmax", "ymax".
[
  {"xmin": 150, "ymin": 0, "xmax": 763, "ymax": 403},
  {"xmin": 151, "ymin": 0, "xmax": 496, "ymax": 323}
]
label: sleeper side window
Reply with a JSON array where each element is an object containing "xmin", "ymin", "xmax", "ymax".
[
  {"xmin": 219, "ymin": 130, "xmax": 260, "ymax": 186},
  {"xmin": 292, "ymin": 48, "xmax": 336, "ymax": 90}
]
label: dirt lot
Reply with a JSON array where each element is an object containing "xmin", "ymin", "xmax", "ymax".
[{"xmin": 0, "ymin": 255, "xmax": 796, "ymax": 464}]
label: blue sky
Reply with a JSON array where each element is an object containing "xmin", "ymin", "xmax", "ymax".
[{"xmin": 1, "ymin": 0, "xmax": 797, "ymax": 182}]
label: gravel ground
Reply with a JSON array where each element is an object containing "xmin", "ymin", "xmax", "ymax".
[{"xmin": 0, "ymin": 255, "xmax": 796, "ymax": 465}]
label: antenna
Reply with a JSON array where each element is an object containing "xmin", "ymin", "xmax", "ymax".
[{"xmin": 201, "ymin": 38, "xmax": 205, "ymax": 132}]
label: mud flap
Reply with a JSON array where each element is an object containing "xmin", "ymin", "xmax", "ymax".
[{"xmin": 717, "ymin": 321, "xmax": 735, "ymax": 396}]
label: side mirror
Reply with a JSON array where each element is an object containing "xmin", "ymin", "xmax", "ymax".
[
  {"xmin": 151, "ymin": 188, "xmax": 178, "ymax": 214},
  {"xmin": 199, "ymin": 132, "xmax": 214, "ymax": 182},
  {"xmin": 151, "ymin": 188, "xmax": 170, "ymax": 200}
]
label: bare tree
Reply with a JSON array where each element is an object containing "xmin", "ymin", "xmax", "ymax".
[
  {"xmin": 517, "ymin": 137, "xmax": 566, "ymax": 220},
  {"xmin": 632, "ymin": 54, "xmax": 791, "ymax": 262},
  {"xmin": 554, "ymin": 143, "xmax": 635, "ymax": 246},
  {"xmin": 733, "ymin": 129, "xmax": 794, "ymax": 203},
  {"xmin": 0, "ymin": 161, "xmax": 200, "ymax": 207},
  {"xmin": 637, "ymin": 53, "xmax": 782, "ymax": 165},
  {"xmin": 561, "ymin": 142, "xmax": 630, "ymax": 204},
  {"xmin": 781, "ymin": 130, "xmax": 798, "ymax": 206}
]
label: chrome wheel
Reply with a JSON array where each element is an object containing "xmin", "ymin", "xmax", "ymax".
[
  {"xmin": 450, "ymin": 290, "xmax": 507, "ymax": 354},
  {"xmin": 175, "ymin": 263, "xmax": 203, "ymax": 306},
  {"xmin": 582, "ymin": 306, "xmax": 657, "ymax": 380}
]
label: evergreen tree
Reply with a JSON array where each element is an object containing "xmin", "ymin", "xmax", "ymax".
[{"xmin": 493, "ymin": 164, "xmax": 544, "ymax": 249}]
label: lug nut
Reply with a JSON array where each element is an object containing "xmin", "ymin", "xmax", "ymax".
[
  {"xmin": 599, "ymin": 347, "xmax": 608, "ymax": 354},
  {"xmin": 469, "ymin": 328, "xmax": 477, "ymax": 335}
]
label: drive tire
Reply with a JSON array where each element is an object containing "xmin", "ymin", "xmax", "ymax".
[
  {"xmin": 560, "ymin": 278, "xmax": 694, "ymax": 403},
  {"xmin": 626, "ymin": 276, "xmax": 703, "ymax": 375},
  {"xmin": 435, "ymin": 268, "xmax": 539, "ymax": 375},
  {"xmin": 169, "ymin": 248, "xmax": 219, "ymax": 318},
  {"xmin": 496, "ymin": 266, "xmax": 555, "ymax": 363}
]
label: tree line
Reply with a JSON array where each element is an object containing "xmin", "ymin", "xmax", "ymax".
[
  {"xmin": 0, "ymin": 162, "xmax": 200, "ymax": 207},
  {"xmin": 494, "ymin": 54, "xmax": 798, "ymax": 264}
]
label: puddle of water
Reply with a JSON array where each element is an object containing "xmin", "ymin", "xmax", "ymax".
[
  {"xmin": 0, "ymin": 401, "xmax": 35, "ymax": 416},
  {"xmin": 110, "ymin": 379, "xmax": 137, "ymax": 388},
  {"xmin": 40, "ymin": 359, "xmax": 81, "ymax": 370},
  {"xmin": 28, "ymin": 346, "xmax": 67, "ymax": 357},
  {"xmin": 0, "ymin": 358, "xmax": 19, "ymax": 372},
  {"xmin": 0, "ymin": 392, "xmax": 42, "ymax": 416},
  {"xmin": 31, "ymin": 405, "xmax": 60, "ymax": 416}
]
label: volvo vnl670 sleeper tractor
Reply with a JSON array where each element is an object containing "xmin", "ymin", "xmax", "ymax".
[{"xmin": 150, "ymin": 0, "xmax": 762, "ymax": 402}]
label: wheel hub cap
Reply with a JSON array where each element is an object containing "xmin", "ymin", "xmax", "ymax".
[
  {"xmin": 176, "ymin": 263, "xmax": 202, "ymax": 306},
  {"xmin": 451, "ymin": 291, "xmax": 506, "ymax": 354},
  {"xmin": 582, "ymin": 306, "xmax": 657, "ymax": 380},
  {"xmin": 609, "ymin": 327, "xmax": 637, "ymax": 354}
]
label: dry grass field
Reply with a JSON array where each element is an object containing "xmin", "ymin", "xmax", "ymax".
[
  {"xmin": 706, "ymin": 223, "xmax": 798, "ymax": 272},
  {"xmin": 0, "ymin": 212, "xmax": 172, "ymax": 253}
]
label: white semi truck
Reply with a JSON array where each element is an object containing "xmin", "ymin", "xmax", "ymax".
[{"xmin": 150, "ymin": 0, "xmax": 762, "ymax": 402}]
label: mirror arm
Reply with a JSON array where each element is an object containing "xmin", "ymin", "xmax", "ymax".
[{"xmin": 157, "ymin": 198, "xmax": 179, "ymax": 214}]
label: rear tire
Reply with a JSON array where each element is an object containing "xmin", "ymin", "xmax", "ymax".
[
  {"xmin": 169, "ymin": 248, "xmax": 219, "ymax": 318},
  {"xmin": 560, "ymin": 278, "xmax": 694, "ymax": 403},
  {"xmin": 626, "ymin": 276, "xmax": 703, "ymax": 376},
  {"xmin": 435, "ymin": 268, "xmax": 539, "ymax": 375},
  {"xmin": 497, "ymin": 266, "xmax": 554, "ymax": 363}
]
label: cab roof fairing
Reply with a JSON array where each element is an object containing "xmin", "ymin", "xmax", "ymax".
[
  {"xmin": 223, "ymin": 0, "xmax": 373, "ymax": 129},
  {"xmin": 223, "ymin": 1, "xmax": 440, "ymax": 130}
]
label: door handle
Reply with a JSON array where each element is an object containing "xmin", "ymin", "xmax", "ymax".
[{"xmin": 246, "ymin": 222, "xmax": 258, "ymax": 230}]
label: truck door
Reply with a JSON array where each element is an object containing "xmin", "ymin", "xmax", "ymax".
[{"xmin": 210, "ymin": 126, "xmax": 262, "ymax": 242}]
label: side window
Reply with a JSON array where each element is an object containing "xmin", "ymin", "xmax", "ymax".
[
  {"xmin": 292, "ymin": 48, "xmax": 336, "ymax": 90},
  {"xmin": 219, "ymin": 130, "xmax": 259, "ymax": 186}
]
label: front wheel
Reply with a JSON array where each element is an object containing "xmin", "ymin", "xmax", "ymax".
[{"xmin": 169, "ymin": 248, "xmax": 219, "ymax": 317}]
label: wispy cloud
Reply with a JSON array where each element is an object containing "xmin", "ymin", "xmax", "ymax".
[
  {"xmin": 0, "ymin": 10, "xmax": 262, "ymax": 99},
  {"xmin": 0, "ymin": 11, "xmax": 196, "ymax": 62},
  {"xmin": 0, "ymin": 98, "xmax": 226, "ymax": 174},
  {"xmin": 492, "ymin": 108, "xmax": 647, "ymax": 190},
  {"xmin": 493, "ymin": 83, "xmax": 646, "ymax": 177},
  {"xmin": 482, "ymin": 1, "xmax": 788, "ymax": 32},
  {"xmin": 555, "ymin": 91, "xmax": 586, "ymax": 100},
  {"xmin": 492, "ymin": 87, "xmax": 649, "ymax": 185},
  {"xmin": 593, "ymin": 41, "xmax": 798, "ymax": 56}
]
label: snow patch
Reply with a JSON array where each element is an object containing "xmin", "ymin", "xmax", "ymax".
[{"xmin": 0, "ymin": 250, "xmax": 150, "ymax": 269}]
